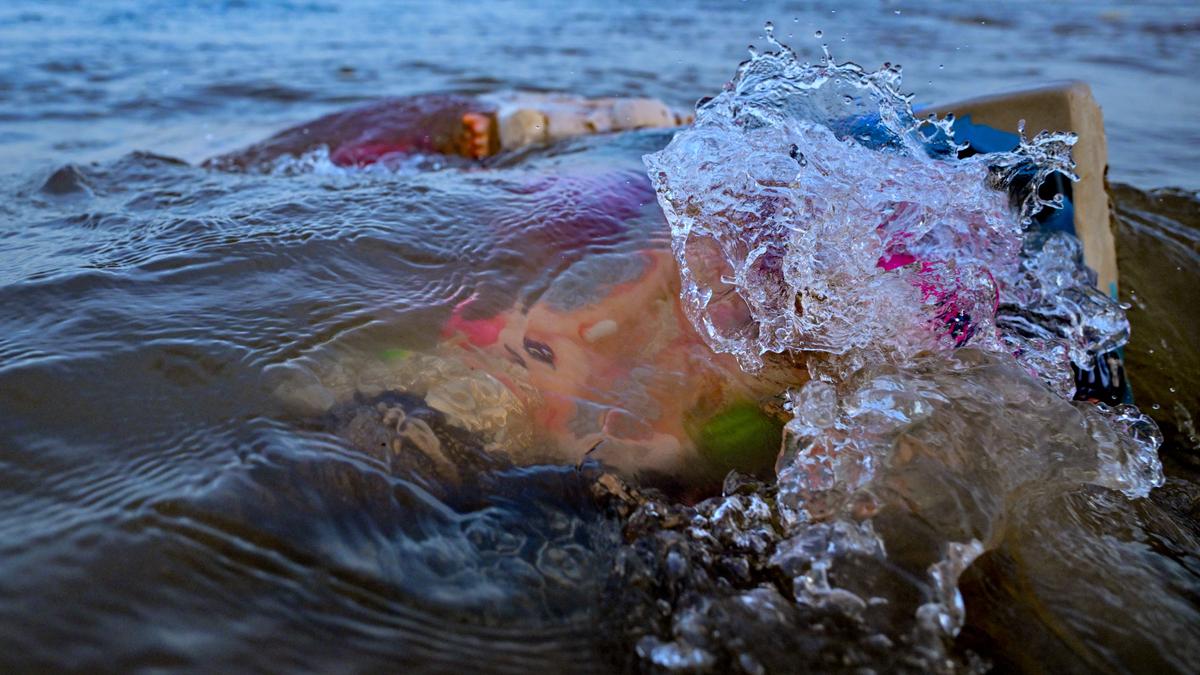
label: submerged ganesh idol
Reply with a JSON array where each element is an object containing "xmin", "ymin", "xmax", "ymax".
[{"xmin": 230, "ymin": 92, "xmax": 793, "ymax": 482}]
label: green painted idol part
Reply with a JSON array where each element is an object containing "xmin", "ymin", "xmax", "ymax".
[
  {"xmin": 380, "ymin": 348, "xmax": 411, "ymax": 362},
  {"xmin": 696, "ymin": 401, "xmax": 783, "ymax": 472}
]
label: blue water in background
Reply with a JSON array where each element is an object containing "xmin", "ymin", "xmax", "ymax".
[{"xmin": 0, "ymin": 0, "xmax": 1197, "ymax": 188}]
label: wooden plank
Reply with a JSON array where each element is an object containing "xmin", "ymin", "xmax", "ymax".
[{"xmin": 928, "ymin": 81, "xmax": 1118, "ymax": 295}]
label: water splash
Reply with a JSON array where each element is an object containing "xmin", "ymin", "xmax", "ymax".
[
  {"xmin": 597, "ymin": 351, "xmax": 1165, "ymax": 672},
  {"xmin": 644, "ymin": 32, "xmax": 1096, "ymax": 388},
  {"xmin": 638, "ymin": 32, "xmax": 1164, "ymax": 671},
  {"xmin": 998, "ymin": 230, "xmax": 1130, "ymax": 372}
]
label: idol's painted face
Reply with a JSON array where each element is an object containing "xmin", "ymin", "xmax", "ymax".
[{"xmin": 443, "ymin": 246, "xmax": 791, "ymax": 477}]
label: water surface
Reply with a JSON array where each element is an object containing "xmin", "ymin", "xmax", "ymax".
[{"xmin": 0, "ymin": 1, "xmax": 1197, "ymax": 672}]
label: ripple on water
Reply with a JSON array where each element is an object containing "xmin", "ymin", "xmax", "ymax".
[
  {"xmin": 0, "ymin": 144, "xmax": 658, "ymax": 670},
  {"xmin": 0, "ymin": 39, "xmax": 1197, "ymax": 667}
]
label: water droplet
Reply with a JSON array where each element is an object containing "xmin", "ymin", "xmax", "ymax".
[
  {"xmin": 1152, "ymin": 403, "xmax": 1161, "ymax": 410},
  {"xmin": 814, "ymin": 30, "xmax": 823, "ymax": 38},
  {"xmin": 938, "ymin": 64, "xmax": 944, "ymax": 69},
  {"xmin": 789, "ymin": 144, "xmax": 807, "ymax": 166}
]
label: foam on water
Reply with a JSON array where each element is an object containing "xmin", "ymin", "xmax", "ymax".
[
  {"xmin": 639, "ymin": 29, "xmax": 1165, "ymax": 670},
  {"xmin": 266, "ymin": 145, "xmax": 472, "ymax": 177}
]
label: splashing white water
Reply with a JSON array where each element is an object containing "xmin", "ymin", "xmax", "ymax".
[
  {"xmin": 641, "ymin": 30, "xmax": 1162, "ymax": 670},
  {"xmin": 266, "ymin": 145, "xmax": 469, "ymax": 177},
  {"xmin": 643, "ymin": 29, "xmax": 1098, "ymax": 387}
]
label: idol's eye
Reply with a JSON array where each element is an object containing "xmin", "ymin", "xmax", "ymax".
[{"xmin": 523, "ymin": 337, "xmax": 556, "ymax": 368}]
